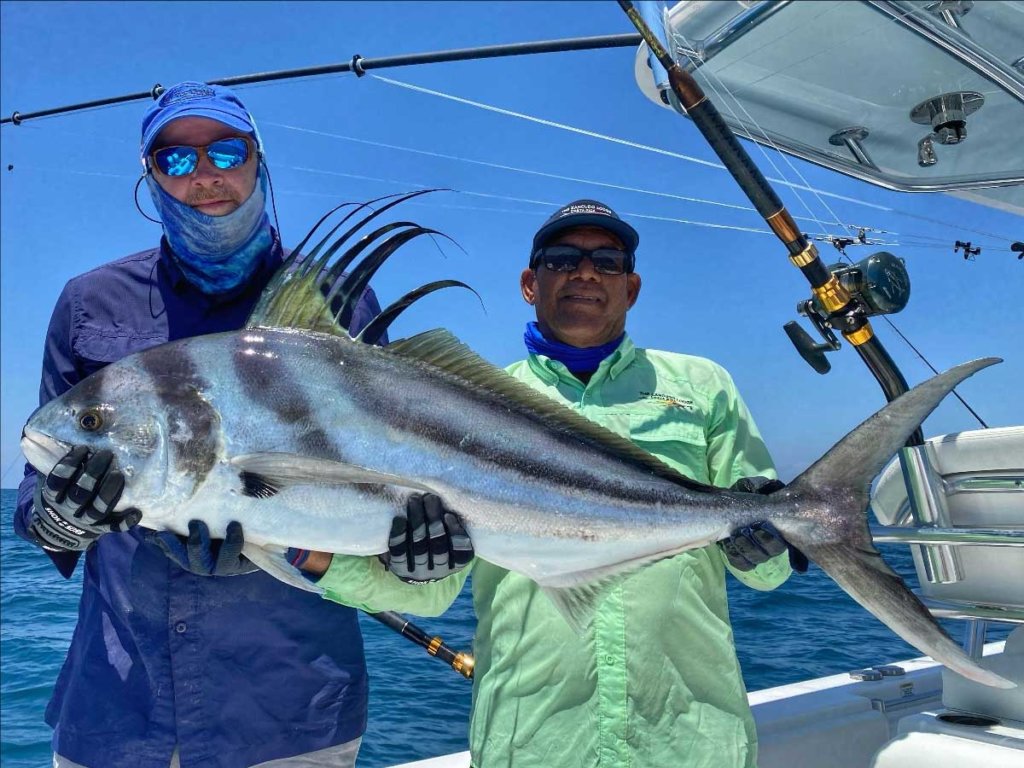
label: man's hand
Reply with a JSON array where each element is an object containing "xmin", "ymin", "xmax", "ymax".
[
  {"xmin": 381, "ymin": 493, "xmax": 474, "ymax": 583},
  {"xmin": 29, "ymin": 446, "xmax": 142, "ymax": 552},
  {"xmin": 720, "ymin": 476, "xmax": 809, "ymax": 573},
  {"xmin": 151, "ymin": 520, "xmax": 258, "ymax": 576}
]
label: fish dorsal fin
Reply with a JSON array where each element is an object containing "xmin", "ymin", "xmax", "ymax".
[
  {"xmin": 246, "ymin": 191, "xmax": 462, "ymax": 341},
  {"xmin": 389, "ymin": 329, "xmax": 715, "ymax": 491},
  {"xmin": 246, "ymin": 256, "xmax": 343, "ymax": 336}
]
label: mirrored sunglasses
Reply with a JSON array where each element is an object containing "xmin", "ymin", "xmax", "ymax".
[
  {"xmin": 531, "ymin": 245, "xmax": 634, "ymax": 275},
  {"xmin": 151, "ymin": 137, "xmax": 253, "ymax": 177}
]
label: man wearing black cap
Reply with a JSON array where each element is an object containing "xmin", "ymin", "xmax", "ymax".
[
  {"xmin": 13, "ymin": 82, "xmax": 389, "ymax": 768},
  {"xmin": 311, "ymin": 199, "xmax": 804, "ymax": 767}
]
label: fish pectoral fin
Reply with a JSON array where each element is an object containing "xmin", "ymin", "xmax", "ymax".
[
  {"xmin": 242, "ymin": 544, "xmax": 325, "ymax": 595},
  {"xmin": 541, "ymin": 581, "xmax": 618, "ymax": 636},
  {"xmin": 231, "ymin": 453, "xmax": 433, "ymax": 495},
  {"xmin": 539, "ymin": 545, "xmax": 701, "ymax": 634}
]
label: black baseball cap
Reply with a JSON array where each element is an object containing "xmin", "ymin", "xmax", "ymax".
[{"xmin": 531, "ymin": 199, "xmax": 640, "ymax": 257}]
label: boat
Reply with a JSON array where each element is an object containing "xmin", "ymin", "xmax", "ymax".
[{"xmin": 0, "ymin": 2, "xmax": 1020, "ymax": 766}]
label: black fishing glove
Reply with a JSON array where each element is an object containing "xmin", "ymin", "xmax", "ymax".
[
  {"xmin": 151, "ymin": 520, "xmax": 258, "ymax": 577},
  {"xmin": 720, "ymin": 476, "xmax": 809, "ymax": 573},
  {"xmin": 381, "ymin": 493, "xmax": 474, "ymax": 583},
  {"xmin": 28, "ymin": 446, "xmax": 142, "ymax": 553}
]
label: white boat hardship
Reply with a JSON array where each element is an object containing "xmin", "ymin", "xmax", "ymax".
[{"xmin": 392, "ymin": 0, "xmax": 1024, "ymax": 764}]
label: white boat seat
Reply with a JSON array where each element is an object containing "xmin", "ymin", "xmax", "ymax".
[{"xmin": 871, "ymin": 426, "xmax": 1024, "ymax": 611}]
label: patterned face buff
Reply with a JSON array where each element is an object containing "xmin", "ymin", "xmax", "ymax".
[{"xmin": 146, "ymin": 165, "xmax": 272, "ymax": 295}]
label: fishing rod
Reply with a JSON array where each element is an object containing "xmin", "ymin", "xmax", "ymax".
[
  {"xmin": 369, "ymin": 611, "xmax": 475, "ymax": 679},
  {"xmin": 0, "ymin": 33, "xmax": 641, "ymax": 126},
  {"xmin": 618, "ymin": 0, "xmax": 923, "ymax": 445}
]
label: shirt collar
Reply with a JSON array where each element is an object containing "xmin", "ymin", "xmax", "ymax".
[{"xmin": 527, "ymin": 333, "xmax": 636, "ymax": 385}]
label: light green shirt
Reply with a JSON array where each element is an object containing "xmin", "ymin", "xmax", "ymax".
[{"xmin": 318, "ymin": 335, "xmax": 790, "ymax": 767}]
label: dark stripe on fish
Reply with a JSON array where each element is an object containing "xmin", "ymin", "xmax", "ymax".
[
  {"xmin": 337, "ymin": 346, "xmax": 688, "ymax": 507},
  {"xmin": 138, "ymin": 344, "xmax": 219, "ymax": 492},
  {"xmin": 232, "ymin": 336, "xmax": 344, "ymax": 461}
]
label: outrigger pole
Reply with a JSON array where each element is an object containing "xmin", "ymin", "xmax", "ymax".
[
  {"xmin": 0, "ymin": 33, "xmax": 641, "ymax": 125},
  {"xmin": 617, "ymin": 1, "xmax": 923, "ymax": 446}
]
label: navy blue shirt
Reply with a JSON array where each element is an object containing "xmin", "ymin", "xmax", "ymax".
[{"xmin": 15, "ymin": 234, "xmax": 384, "ymax": 768}]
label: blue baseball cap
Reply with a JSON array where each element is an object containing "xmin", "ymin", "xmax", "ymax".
[
  {"xmin": 532, "ymin": 199, "xmax": 640, "ymax": 256},
  {"xmin": 141, "ymin": 81, "xmax": 258, "ymax": 157}
]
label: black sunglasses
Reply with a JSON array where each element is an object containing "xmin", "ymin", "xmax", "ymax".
[{"xmin": 530, "ymin": 245, "xmax": 635, "ymax": 275}]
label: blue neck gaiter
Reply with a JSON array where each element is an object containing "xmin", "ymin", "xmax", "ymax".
[
  {"xmin": 523, "ymin": 322, "xmax": 624, "ymax": 374},
  {"xmin": 146, "ymin": 167, "xmax": 272, "ymax": 295}
]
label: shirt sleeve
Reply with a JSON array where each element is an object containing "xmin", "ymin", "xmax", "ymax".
[
  {"xmin": 317, "ymin": 554, "xmax": 471, "ymax": 616},
  {"xmin": 705, "ymin": 365, "xmax": 792, "ymax": 591},
  {"xmin": 13, "ymin": 282, "xmax": 85, "ymax": 578}
]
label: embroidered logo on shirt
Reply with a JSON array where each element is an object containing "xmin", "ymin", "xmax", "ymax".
[{"xmin": 639, "ymin": 391, "xmax": 695, "ymax": 411}]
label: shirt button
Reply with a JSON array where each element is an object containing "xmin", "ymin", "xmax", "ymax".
[
  {"xmin": 175, "ymin": 622, "xmax": 187, "ymax": 634},
  {"xmin": 604, "ymin": 654, "xmax": 615, "ymax": 664}
]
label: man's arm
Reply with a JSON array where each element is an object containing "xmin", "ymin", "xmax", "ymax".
[
  {"xmin": 13, "ymin": 285, "xmax": 84, "ymax": 578},
  {"xmin": 314, "ymin": 554, "xmax": 470, "ymax": 617},
  {"xmin": 705, "ymin": 368, "xmax": 794, "ymax": 590}
]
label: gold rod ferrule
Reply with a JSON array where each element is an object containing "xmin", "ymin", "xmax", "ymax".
[{"xmin": 427, "ymin": 637, "xmax": 443, "ymax": 656}]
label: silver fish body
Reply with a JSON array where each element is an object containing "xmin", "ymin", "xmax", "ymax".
[{"xmin": 20, "ymin": 324, "xmax": 1014, "ymax": 689}]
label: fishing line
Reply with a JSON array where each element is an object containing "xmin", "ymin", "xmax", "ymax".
[
  {"xmin": 275, "ymin": 164, "xmax": 795, "ymax": 236},
  {"xmin": 366, "ymin": 75, "xmax": 1016, "ymax": 244},
  {"xmin": 0, "ymin": 455, "xmax": 26, "ymax": 487},
  {"xmin": 668, "ymin": 19, "xmax": 853, "ymax": 239},
  {"xmin": 266, "ymin": 122, "xmax": 855, "ymax": 230},
  {"xmin": 365, "ymin": 76, "xmax": 894, "ymax": 211}
]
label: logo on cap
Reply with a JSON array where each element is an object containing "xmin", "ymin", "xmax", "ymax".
[
  {"xmin": 560, "ymin": 203, "xmax": 612, "ymax": 218},
  {"xmin": 160, "ymin": 83, "xmax": 217, "ymax": 107}
]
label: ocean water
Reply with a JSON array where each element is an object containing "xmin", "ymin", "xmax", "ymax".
[{"xmin": 0, "ymin": 489, "xmax": 1010, "ymax": 767}]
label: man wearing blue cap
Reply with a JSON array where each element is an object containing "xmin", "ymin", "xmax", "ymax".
[
  {"xmin": 13, "ymin": 82, "xmax": 385, "ymax": 768},
  {"xmin": 301, "ymin": 199, "xmax": 807, "ymax": 767}
]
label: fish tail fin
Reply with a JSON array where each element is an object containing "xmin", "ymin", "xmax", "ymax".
[{"xmin": 775, "ymin": 357, "xmax": 1014, "ymax": 689}]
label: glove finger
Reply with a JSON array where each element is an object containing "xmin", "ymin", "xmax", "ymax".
[
  {"xmin": 187, "ymin": 519, "xmax": 216, "ymax": 575},
  {"xmin": 406, "ymin": 498, "xmax": 430, "ymax": 570},
  {"xmin": 216, "ymin": 521, "xmax": 246, "ymax": 573},
  {"xmin": 720, "ymin": 537, "xmax": 755, "ymax": 571},
  {"xmin": 45, "ymin": 446, "xmax": 91, "ymax": 504},
  {"xmin": 789, "ymin": 546, "xmax": 810, "ymax": 574},
  {"xmin": 152, "ymin": 531, "xmax": 190, "ymax": 570},
  {"xmin": 386, "ymin": 515, "xmax": 408, "ymax": 568},
  {"xmin": 66, "ymin": 450, "xmax": 113, "ymax": 514},
  {"xmin": 750, "ymin": 524, "xmax": 787, "ymax": 558},
  {"xmin": 734, "ymin": 529, "xmax": 770, "ymax": 564},
  {"xmin": 108, "ymin": 507, "xmax": 143, "ymax": 533},
  {"xmin": 82, "ymin": 468, "xmax": 125, "ymax": 525},
  {"xmin": 425, "ymin": 498, "xmax": 448, "ymax": 570},
  {"xmin": 444, "ymin": 512, "xmax": 474, "ymax": 567}
]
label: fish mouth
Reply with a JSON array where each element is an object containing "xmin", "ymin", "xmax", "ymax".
[{"xmin": 20, "ymin": 427, "xmax": 71, "ymax": 476}]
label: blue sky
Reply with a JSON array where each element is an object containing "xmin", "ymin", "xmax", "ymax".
[{"xmin": 1, "ymin": 0, "xmax": 1021, "ymax": 489}]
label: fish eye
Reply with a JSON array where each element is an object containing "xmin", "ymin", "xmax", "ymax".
[{"xmin": 79, "ymin": 409, "xmax": 103, "ymax": 431}]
